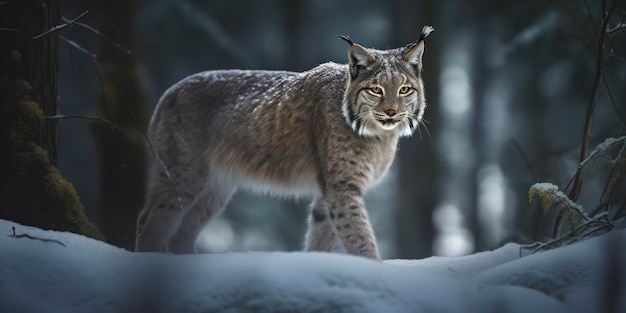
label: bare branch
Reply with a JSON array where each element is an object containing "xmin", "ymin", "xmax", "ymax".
[
  {"xmin": 58, "ymin": 35, "xmax": 109, "ymax": 95},
  {"xmin": 62, "ymin": 18, "xmax": 140, "ymax": 61},
  {"xmin": 47, "ymin": 112, "xmax": 185, "ymax": 214},
  {"xmin": 522, "ymin": 211, "xmax": 612, "ymax": 254},
  {"xmin": 123, "ymin": 98, "xmax": 185, "ymax": 212},
  {"xmin": 569, "ymin": 0, "xmax": 618, "ymax": 201},
  {"xmin": 32, "ymin": 10, "xmax": 89, "ymax": 40},
  {"xmin": 502, "ymin": 12, "xmax": 559, "ymax": 56},
  {"xmin": 0, "ymin": 27, "xmax": 25, "ymax": 35},
  {"xmin": 578, "ymin": 136, "xmax": 626, "ymax": 169},
  {"xmin": 607, "ymin": 25, "xmax": 626, "ymax": 35},
  {"xmin": 510, "ymin": 139, "xmax": 538, "ymax": 182},
  {"xmin": 607, "ymin": 13, "xmax": 626, "ymax": 36},
  {"xmin": 177, "ymin": 1, "xmax": 257, "ymax": 67},
  {"xmin": 45, "ymin": 114, "xmax": 126, "ymax": 134},
  {"xmin": 596, "ymin": 159, "xmax": 624, "ymax": 216},
  {"xmin": 602, "ymin": 74, "xmax": 625, "ymax": 123},
  {"xmin": 59, "ymin": 34, "xmax": 97, "ymax": 58},
  {"xmin": 583, "ymin": 1, "xmax": 598, "ymax": 38},
  {"xmin": 9, "ymin": 226, "xmax": 66, "ymax": 247}
]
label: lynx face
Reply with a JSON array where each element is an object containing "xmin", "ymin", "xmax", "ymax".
[{"xmin": 341, "ymin": 33, "xmax": 429, "ymax": 137}]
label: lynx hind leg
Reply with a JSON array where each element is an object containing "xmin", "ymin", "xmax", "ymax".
[
  {"xmin": 305, "ymin": 198, "xmax": 339, "ymax": 252},
  {"xmin": 168, "ymin": 177, "xmax": 236, "ymax": 254},
  {"xmin": 135, "ymin": 171, "xmax": 183, "ymax": 252},
  {"xmin": 135, "ymin": 163, "xmax": 208, "ymax": 253}
]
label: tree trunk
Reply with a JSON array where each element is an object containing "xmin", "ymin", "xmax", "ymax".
[
  {"xmin": 281, "ymin": 0, "xmax": 303, "ymax": 71},
  {"xmin": 0, "ymin": 0, "xmax": 103, "ymax": 240},
  {"xmin": 469, "ymin": 24, "xmax": 488, "ymax": 252},
  {"xmin": 390, "ymin": 0, "xmax": 441, "ymax": 259},
  {"xmin": 1, "ymin": 0, "xmax": 59, "ymax": 164},
  {"xmin": 92, "ymin": 0, "xmax": 148, "ymax": 250}
]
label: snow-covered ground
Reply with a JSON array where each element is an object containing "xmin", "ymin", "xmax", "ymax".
[{"xmin": 1, "ymin": 219, "xmax": 624, "ymax": 313}]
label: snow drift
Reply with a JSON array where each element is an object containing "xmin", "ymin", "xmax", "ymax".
[{"xmin": 0, "ymin": 219, "xmax": 624, "ymax": 313}]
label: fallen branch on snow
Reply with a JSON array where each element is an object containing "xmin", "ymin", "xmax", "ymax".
[{"xmin": 9, "ymin": 226, "xmax": 66, "ymax": 247}]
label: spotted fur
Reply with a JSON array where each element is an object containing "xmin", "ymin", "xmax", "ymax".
[{"xmin": 135, "ymin": 27, "xmax": 434, "ymax": 260}]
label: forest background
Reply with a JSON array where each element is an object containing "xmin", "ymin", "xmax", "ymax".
[{"xmin": 1, "ymin": 0, "xmax": 624, "ymax": 259}]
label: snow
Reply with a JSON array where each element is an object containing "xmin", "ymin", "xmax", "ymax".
[
  {"xmin": 579, "ymin": 135, "xmax": 626, "ymax": 168},
  {"xmin": 529, "ymin": 182, "xmax": 586, "ymax": 214},
  {"xmin": 1, "ymin": 219, "xmax": 624, "ymax": 313}
]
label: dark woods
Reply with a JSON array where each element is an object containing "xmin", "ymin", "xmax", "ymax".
[{"xmin": 1, "ymin": 0, "xmax": 624, "ymax": 257}]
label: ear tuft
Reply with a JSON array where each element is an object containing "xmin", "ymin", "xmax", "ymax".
[
  {"xmin": 338, "ymin": 35, "xmax": 354, "ymax": 46},
  {"xmin": 402, "ymin": 25, "xmax": 434, "ymax": 70},
  {"xmin": 419, "ymin": 25, "xmax": 434, "ymax": 41}
]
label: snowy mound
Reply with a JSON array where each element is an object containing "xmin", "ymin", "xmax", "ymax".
[{"xmin": 0, "ymin": 219, "xmax": 624, "ymax": 313}]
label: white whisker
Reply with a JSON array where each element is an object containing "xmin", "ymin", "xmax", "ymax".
[
  {"xmin": 419, "ymin": 120, "xmax": 431, "ymax": 140},
  {"xmin": 415, "ymin": 119, "xmax": 423, "ymax": 140}
]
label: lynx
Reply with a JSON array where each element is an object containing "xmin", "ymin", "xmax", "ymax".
[{"xmin": 135, "ymin": 26, "xmax": 434, "ymax": 260}]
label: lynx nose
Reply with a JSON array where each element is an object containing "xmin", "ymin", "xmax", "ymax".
[{"xmin": 384, "ymin": 109, "xmax": 397, "ymax": 117}]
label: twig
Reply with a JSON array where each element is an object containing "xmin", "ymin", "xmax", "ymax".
[
  {"xmin": 59, "ymin": 34, "xmax": 97, "ymax": 58},
  {"xmin": 607, "ymin": 13, "xmax": 626, "ymax": 36},
  {"xmin": 598, "ymin": 142, "xmax": 626, "ymax": 214},
  {"xmin": 601, "ymin": 74, "xmax": 625, "ymax": 123},
  {"xmin": 522, "ymin": 211, "xmax": 612, "ymax": 254},
  {"xmin": 578, "ymin": 136, "xmax": 626, "ymax": 168},
  {"xmin": 32, "ymin": 10, "xmax": 89, "ymax": 40},
  {"xmin": 62, "ymin": 18, "xmax": 140, "ymax": 61},
  {"xmin": 583, "ymin": 1, "xmax": 598, "ymax": 37},
  {"xmin": 569, "ymin": 0, "xmax": 618, "ymax": 201},
  {"xmin": 1, "ymin": 11, "xmax": 87, "ymax": 38},
  {"xmin": 0, "ymin": 27, "xmax": 26, "ymax": 35},
  {"xmin": 58, "ymin": 35, "xmax": 108, "ymax": 107},
  {"xmin": 45, "ymin": 114, "xmax": 127, "ymax": 134},
  {"xmin": 177, "ymin": 1, "xmax": 257, "ymax": 67},
  {"xmin": 124, "ymin": 103, "xmax": 185, "ymax": 212},
  {"xmin": 48, "ymin": 113, "xmax": 185, "ymax": 213},
  {"xmin": 511, "ymin": 139, "xmax": 537, "ymax": 182},
  {"xmin": 9, "ymin": 226, "xmax": 66, "ymax": 247}
]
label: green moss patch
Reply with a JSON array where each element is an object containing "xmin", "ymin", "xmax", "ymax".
[{"xmin": 0, "ymin": 79, "xmax": 104, "ymax": 241}]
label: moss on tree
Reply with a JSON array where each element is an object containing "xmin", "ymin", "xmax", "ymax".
[{"xmin": 0, "ymin": 79, "xmax": 104, "ymax": 240}]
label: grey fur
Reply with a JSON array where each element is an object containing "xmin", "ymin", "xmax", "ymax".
[{"xmin": 135, "ymin": 28, "xmax": 433, "ymax": 260}]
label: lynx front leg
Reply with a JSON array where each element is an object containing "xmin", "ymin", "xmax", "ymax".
[
  {"xmin": 324, "ymin": 188, "xmax": 381, "ymax": 260},
  {"xmin": 305, "ymin": 198, "xmax": 338, "ymax": 252}
]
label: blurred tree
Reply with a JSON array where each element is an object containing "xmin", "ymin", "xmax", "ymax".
[
  {"xmin": 0, "ymin": 0, "xmax": 103, "ymax": 240},
  {"xmin": 281, "ymin": 0, "xmax": 303, "ymax": 71},
  {"xmin": 92, "ymin": 0, "xmax": 148, "ymax": 250},
  {"xmin": 468, "ymin": 12, "xmax": 488, "ymax": 252},
  {"xmin": 391, "ymin": 0, "xmax": 441, "ymax": 258}
]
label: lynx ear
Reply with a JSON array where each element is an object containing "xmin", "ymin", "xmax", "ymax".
[
  {"xmin": 402, "ymin": 25, "xmax": 434, "ymax": 72},
  {"xmin": 403, "ymin": 41, "xmax": 424, "ymax": 66},
  {"xmin": 339, "ymin": 35, "xmax": 376, "ymax": 78}
]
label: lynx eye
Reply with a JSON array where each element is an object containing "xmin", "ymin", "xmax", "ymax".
[
  {"xmin": 399, "ymin": 86, "xmax": 412, "ymax": 95},
  {"xmin": 367, "ymin": 86, "xmax": 384, "ymax": 96}
]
